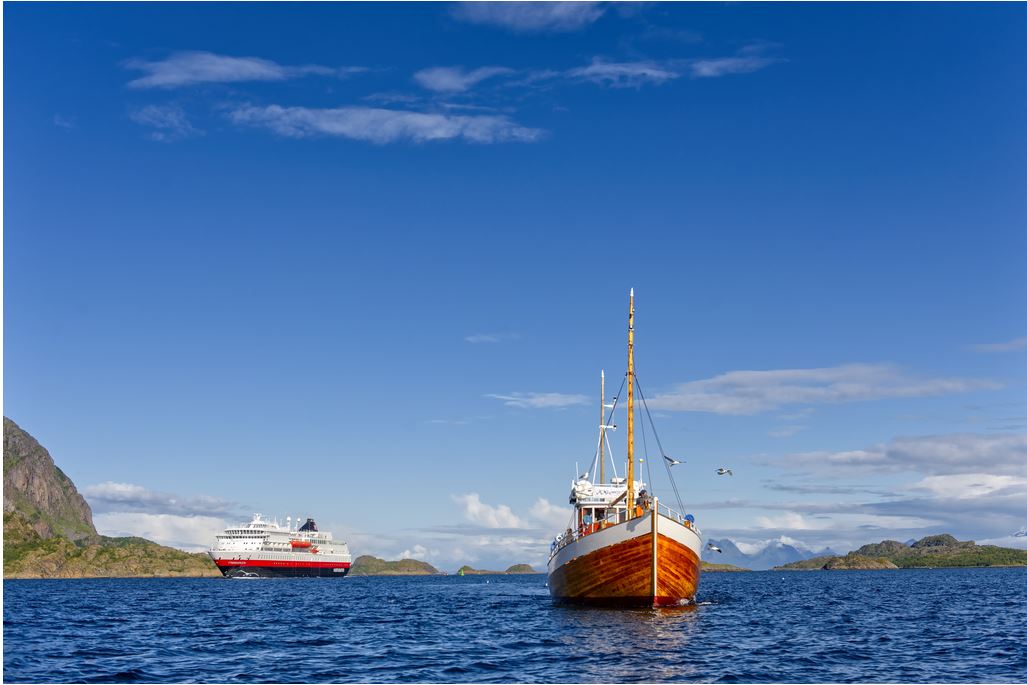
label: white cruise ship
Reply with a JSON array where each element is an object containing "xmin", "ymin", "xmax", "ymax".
[{"xmin": 208, "ymin": 513, "xmax": 352, "ymax": 578}]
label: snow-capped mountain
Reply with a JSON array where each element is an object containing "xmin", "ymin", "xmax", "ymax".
[{"xmin": 703, "ymin": 537, "xmax": 834, "ymax": 570}]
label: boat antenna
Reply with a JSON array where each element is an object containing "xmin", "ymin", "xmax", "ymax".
[
  {"xmin": 599, "ymin": 370, "xmax": 606, "ymax": 484},
  {"xmin": 626, "ymin": 287, "xmax": 636, "ymax": 518}
]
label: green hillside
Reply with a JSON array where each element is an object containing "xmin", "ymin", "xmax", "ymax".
[
  {"xmin": 774, "ymin": 535, "xmax": 1027, "ymax": 570},
  {"xmin": 349, "ymin": 555, "xmax": 443, "ymax": 575},
  {"xmin": 4, "ymin": 417, "xmax": 220, "ymax": 579},
  {"xmin": 504, "ymin": 564, "xmax": 540, "ymax": 574},
  {"xmin": 701, "ymin": 561, "xmax": 750, "ymax": 572},
  {"xmin": 4, "ymin": 512, "xmax": 219, "ymax": 578}
]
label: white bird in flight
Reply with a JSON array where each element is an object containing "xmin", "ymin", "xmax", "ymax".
[
  {"xmin": 707, "ymin": 543, "xmax": 723, "ymax": 553},
  {"xmin": 664, "ymin": 456, "xmax": 682, "ymax": 467},
  {"xmin": 716, "ymin": 468, "xmax": 733, "ymax": 476}
]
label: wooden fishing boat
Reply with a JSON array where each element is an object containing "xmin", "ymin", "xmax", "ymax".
[{"xmin": 547, "ymin": 289, "xmax": 702, "ymax": 607}]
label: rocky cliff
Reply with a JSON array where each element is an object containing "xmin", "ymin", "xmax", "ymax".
[
  {"xmin": 3, "ymin": 417, "xmax": 219, "ymax": 578},
  {"xmin": 3, "ymin": 417, "xmax": 95, "ymax": 541}
]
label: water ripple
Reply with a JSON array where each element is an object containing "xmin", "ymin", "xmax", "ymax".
[{"xmin": 4, "ymin": 568, "xmax": 1027, "ymax": 682}]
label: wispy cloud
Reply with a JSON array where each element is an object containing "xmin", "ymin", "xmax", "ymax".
[
  {"xmin": 125, "ymin": 50, "xmax": 363, "ymax": 89},
  {"xmin": 92, "ymin": 512, "xmax": 229, "ymax": 552},
  {"xmin": 568, "ymin": 59, "xmax": 679, "ymax": 88},
  {"xmin": 970, "ymin": 336, "xmax": 1027, "ymax": 353},
  {"xmin": 227, "ymin": 104, "xmax": 543, "ymax": 144},
  {"xmin": 775, "ymin": 432, "xmax": 1027, "ymax": 477},
  {"xmin": 768, "ymin": 425, "xmax": 805, "ymax": 439},
  {"xmin": 83, "ymin": 481, "xmax": 243, "ymax": 518},
  {"xmin": 465, "ymin": 332, "xmax": 518, "ymax": 344},
  {"xmin": 515, "ymin": 47, "xmax": 780, "ymax": 91},
  {"xmin": 84, "ymin": 481, "xmax": 246, "ymax": 551},
  {"xmin": 688, "ymin": 55, "xmax": 780, "ymax": 78},
  {"xmin": 452, "ymin": 493, "xmax": 526, "ymax": 528},
  {"xmin": 452, "ymin": 2, "xmax": 606, "ymax": 33},
  {"xmin": 451, "ymin": 493, "xmax": 572, "ymax": 532},
  {"xmin": 128, "ymin": 104, "xmax": 200, "ymax": 141},
  {"xmin": 414, "ymin": 66, "xmax": 514, "ymax": 93},
  {"xmin": 485, "ymin": 391, "xmax": 589, "ymax": 409},
  {"xmin": 646, "ymin": 363, "xmax": 999, "ymax": 415},
  {"xmin": 53, "ymin": 114, "xmax": 76, "ymax": 129}
]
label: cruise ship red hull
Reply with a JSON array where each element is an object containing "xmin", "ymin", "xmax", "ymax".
[{"xmin": 212, "ymin": 558, "xmax": 351, "ymax": 578}]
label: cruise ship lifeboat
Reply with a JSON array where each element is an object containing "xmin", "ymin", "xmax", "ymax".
[{"xmin": 291, "ymin": 540, "xmax": 312, "ymax": 548}]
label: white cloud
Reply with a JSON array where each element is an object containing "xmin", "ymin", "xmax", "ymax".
[
  {"xmin": 970, "ymin": 336, "xmax": 1027, "ymax": 353},
  {"xmin": 529, "ymin": 497, "xmax": 573, "ymax": 530},
  {"xmin": 452, "ymin": 2, "xmax": 605, "ymax": 33},
  {"xmin": 768, "ymin": 425, "xmax": 804, "ymax": 439},
  {"xmin": 452, "ymin": 493, "xmax": 526, "ymax": 528},
  {"xmin": 53, "ymin": 114, "xmax": 75, "ymax": 129},
  {"xmin": 414, "ymin": 66, "xmax": 513, "ymax": 93},
  {"xmin": 779, "ymin": 433, "xmax": 1027, "ymax": 477},
  {"xmin": 92, "ymin": 512, "xmax": 227, "ymax": 552},
  {"xmin": 754, "ymin": 511, "xmax": 937, "ymax": 533},
  {"xmin": 568, "ymin": 59, "xmax": 679, "ymax": 88},
  {"xmin": 128, "ymin": 104, "xmax": 200, "ymax": 142},
  {"xmin": 733, "ymin": 535, "xmax": 818, "ymax": 555},
  {"xmin": 689, "ymin": 56, "xmax": 779, "ymax": 78},
  {"xmin": 124, "ymin": 51, "xmax": 362, "ymax": 89},
  {"xmin": 485, "ymin": 391, "xmax": 589, "ymax": 409},
  {"xmin": 399, "ymin": 544, "xmax": 438, "ymax": 560},
  {"xmin": 910, "ymin": 473, "xmax": 1027, "ymax": 500},
  {"xmin": 977, "ymin": 533, "xmax": 1027, "ymax": 550},
  {"xmin": 647, "ymin": 363, "xmax": 999, "ymax": 415},
  {"xmin": 83, "ymin": 481, "xmax": 242, "ymax": 517},
  {"xmin": 228, "ymin": 105, "xmax": 543, "ymax": 144}
]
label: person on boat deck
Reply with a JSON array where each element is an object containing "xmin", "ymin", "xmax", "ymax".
[{"xmin": 638, "ymin": 489, "xmax": 651, "ymax": 509}]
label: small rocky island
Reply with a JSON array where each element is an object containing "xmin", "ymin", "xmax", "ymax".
[
  {"xmin": 701, "ymin": 561, "xmax": 750, "ymax": 572},
  {"xmin": 774, "ymin": 534, "xmax": 1027, "ymax": 570},
  {"xmin": 4, "ymin": 417, "xmax": 220, "ymax": 578},
  {"xmin": 349, "ymin": 555, "xmax": 444, "ymax": 575},
  {"xmin": 456, "ymin": 564, "xmax": 541, "ymax": 575}
]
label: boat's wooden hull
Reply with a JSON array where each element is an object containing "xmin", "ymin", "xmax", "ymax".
[{"xmin": 548, "ymin": 512, "xmax": 701, "ymax": 607}]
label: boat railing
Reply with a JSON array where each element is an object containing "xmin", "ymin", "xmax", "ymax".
[
  {"xmin": 550, "ymin": 501, "xmax": 702, "ymax": 558},
  {"xmin": 656, "ymin": 500, "xmax": 702, "ymax": 537}
]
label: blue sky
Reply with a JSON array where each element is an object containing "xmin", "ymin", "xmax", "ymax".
[{"xmin": 4, "ymin": 2, "xmax": 1026, "ymax": 570}]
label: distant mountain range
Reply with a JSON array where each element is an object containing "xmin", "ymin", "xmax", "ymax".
[
  {"xmin": 702, "ymin": 537, "xmax": 838, "ymax": 571},
  {"xmin": 775, "ymin": 534, "xmax": 1027, "ymax": 570}
]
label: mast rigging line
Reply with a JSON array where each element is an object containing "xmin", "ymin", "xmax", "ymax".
[
  {"xmin": 634, "ymin": 375, "xmax": 686, "ymax": 515},
  {"xmin": 591, "ymin": 375, "xmax": 626, "ymax": 483}
]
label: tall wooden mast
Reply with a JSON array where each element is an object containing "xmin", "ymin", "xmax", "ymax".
[
  {"xmin": 599, "ymin": 370, "xmax": 606, "ymax": 484},
  {"xmin": 626, "ymin": 288, "xmax": 635, "ymax": 517}
]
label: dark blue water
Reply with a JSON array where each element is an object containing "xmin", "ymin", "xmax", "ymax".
[{"xmin": 4, "ymin": 568, "xmax": 1026, "ymax": 683}]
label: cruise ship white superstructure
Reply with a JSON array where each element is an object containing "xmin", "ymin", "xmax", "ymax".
[{"xmin": 208, "ymin": 514, "xmax": 352, "ymax": 578}]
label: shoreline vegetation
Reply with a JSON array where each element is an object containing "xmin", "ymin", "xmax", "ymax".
[
  {"xmin": 773, "ymin": 535, "xmax": 1027, "ymax": 570},
  {"xmin": 3, "ymin": 417, "xmax": 220, "ymax": 579},
  {"xmin": 701, "ymin": 561, "xmax": 751, "ymax": 572}
]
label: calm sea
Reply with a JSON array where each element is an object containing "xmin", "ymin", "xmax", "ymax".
[{"xmin": 4, "ymin": 568, "xmax": 1026, "ymax": 683}]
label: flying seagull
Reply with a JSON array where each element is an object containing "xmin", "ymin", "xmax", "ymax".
[
  {"xmin": 716, "ymin": 468, "xmax": 733, "ymax": 476},
  {"xmin": 707, "ymin": 543, "xmax": 723, "ymax": 553},
  {"xmin": 664, "ymin": 456, "xmax": 682, "ymax": 467}
]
